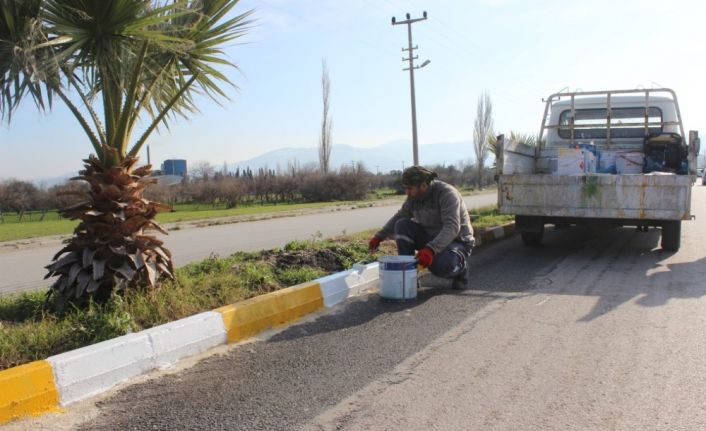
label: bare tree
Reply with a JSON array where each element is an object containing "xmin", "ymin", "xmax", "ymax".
[
  {"xmin": 318, "ymin": 59, "xmax": 333, "ymax": 173},
  {"xmin": 473, "ymin": 92, "xmax": 494, "ymax": 187},
  {"xmin": 190, "ymin": 161, "xmax": 215, "ymax": 181},
  {"xmin": 3, "ymin": 180, "xmax": 38, "ymax": 221}
]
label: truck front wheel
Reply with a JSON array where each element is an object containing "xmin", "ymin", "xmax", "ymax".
[{"xmin": 661, "ymin": 221, "xmax": 681, "ymax": 251}]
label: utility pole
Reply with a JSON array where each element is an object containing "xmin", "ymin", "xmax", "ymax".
[{"xmin": 392, "ymin": 11, "xmax": 429, "ymax": 166}]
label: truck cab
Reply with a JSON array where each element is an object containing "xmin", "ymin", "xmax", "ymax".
[{"xmin": 497, "ymin": 88, "xmax": 699, "ymax": 251}]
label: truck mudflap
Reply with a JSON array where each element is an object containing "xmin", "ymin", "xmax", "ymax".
[{"xmin": 498, "ymin": 174, "xmax": 692, "ymax": 221}]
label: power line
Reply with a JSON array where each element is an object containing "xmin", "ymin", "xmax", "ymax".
[{"xmin": 392, "ymin": 11, "xmax": 430, "ymax": 166}]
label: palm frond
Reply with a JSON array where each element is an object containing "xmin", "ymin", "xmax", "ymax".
[
  {"xmin": 0, "ymin": 0, "xmax": 56, "ymax": 120},
  {"xmin": 34, "ymin": 0, "xmax": 252, "ymax": 162}
]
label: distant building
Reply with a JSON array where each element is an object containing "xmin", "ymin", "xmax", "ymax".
[{"xmin": 161, "ymin": 159, "xmax": 187, "ymax": 177}]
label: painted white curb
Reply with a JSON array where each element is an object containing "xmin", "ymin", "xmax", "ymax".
[
  {"xmin": 349, "ymin": 262, "xmax": 379, "ymax": 295},
  {"xmin": 143, "ymin": 311, "xmax": 227, "ymax": 368},
  {"xmin": 316, "ymin": 270, "xmax": 353, "ymax": 308},
  {"xmin": 43, "ymin": 262, "xmax": 385, "ymax": 408},
  {"xmin": 317, "ymin": 262, "xmax": 379, "ymax": 308},
  {"xmin": 489, "ymin": 226, "xmax": 505, "ymax": 239},
  {"xmin": 48, "ymin": 333, "xmax": 154, "ymax": 406}
]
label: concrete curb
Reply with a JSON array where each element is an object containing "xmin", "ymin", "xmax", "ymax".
[
  {"xmin": 216, "ymin": 282, "xmax": 324, "ymax": 343},
  {"xmin": 0, "ymin": 223, "xmax": 514, "ymax": 424},
  {"xmin": 0, "ymin": 361, "xmax": 61, "ymax": 421},
  {"xmin": 476, "ymin": 222, "xmax": 516, "ymax": 246},
  {"xmin": 48, "ymin": 333, "xmax": 155, "ymax": 406}
]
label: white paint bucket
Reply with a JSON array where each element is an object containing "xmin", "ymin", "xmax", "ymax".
[{"xmin": 378, "ymin": 255, "xmax": 418, "ymax": 301}]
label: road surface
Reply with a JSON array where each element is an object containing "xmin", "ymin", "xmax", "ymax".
[
  {"xmin": 7, "ymin": 185, "xmax": 705, "ymax": 430},
  {"xmin": 0, "ymin": 194, "xmax": 497, "ymax": 295}
]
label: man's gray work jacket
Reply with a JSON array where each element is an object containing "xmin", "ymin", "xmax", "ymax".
[{"xmin": 376, "ymin": 180, "xmax": 475, "ymax": 254}]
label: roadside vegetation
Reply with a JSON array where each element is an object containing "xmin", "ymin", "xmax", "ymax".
[
  {"xmin": 0, "ymin": 205, "xmax": 508, "ymax": 371},
  {"xmin": 0, "ymin": 233, "xmax": 385, "ymax": 371},
  {"xmin": 0, "ymin": 175, "xmax": 497, "ymax": 242},
  {"xmin": 470, "ymin": 205, "xmax": 514, "ymax": 229}
]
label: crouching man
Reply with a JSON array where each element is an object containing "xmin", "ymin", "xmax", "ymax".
[{"xmin": 368, "ymin": 166, "xmax": 475, "ymax": 289}]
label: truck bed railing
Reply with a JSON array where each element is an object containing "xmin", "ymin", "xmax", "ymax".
[{"xmin": 538, "ymin": 88, "xmax": 685, "ymax": 149}]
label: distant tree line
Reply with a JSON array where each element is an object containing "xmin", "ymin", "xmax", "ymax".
[
  {"xmin": 0, "ymin": 179, "xmax": 86, "ymax": 222},
  {"xmin": 0, "ymin": 160, "xmax": 496, "ymax": 221}
]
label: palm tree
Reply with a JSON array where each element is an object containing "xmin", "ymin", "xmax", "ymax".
[
  {"xmin": 0, "ymin": 0, "xmax": 251, "ymax": 305},
  {"xmin": 488, "ymin": 131, "xmax": 542, "ymax": 162}
]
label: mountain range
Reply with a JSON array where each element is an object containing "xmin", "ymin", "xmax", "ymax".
[
  {"xmin": 26, "ymin": 139, "xmax": 481, "ymax": 187},
  {"xmin": 228, "ymin": 139, "xmax": 478, "ymax": 174}
]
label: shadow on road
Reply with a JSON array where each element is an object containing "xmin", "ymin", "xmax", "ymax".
[
  {"xmin": 276, "ymin": 221, "xmax": 701, "ymax": 338},
  {"xmin": 576, "ymin": 252, "xmax": 706, "ymax": 322},
  {"xmin": 488, "ymin": 224, "xmax": 706, "ymax": 323}
]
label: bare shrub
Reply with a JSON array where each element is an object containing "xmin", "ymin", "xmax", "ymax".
[{"xmin": 299, "ymin": 171, "xmax": 370, "ymax": 201}]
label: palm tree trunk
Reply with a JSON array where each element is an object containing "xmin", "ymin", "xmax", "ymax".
[{"xmin": 46, "ymin": 152, "xmax": 173, "ymax": 306}]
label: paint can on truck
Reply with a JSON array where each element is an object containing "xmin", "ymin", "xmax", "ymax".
[{"xmin": 378, "ymin": 255, "xmax": 418, "ymax": 301}]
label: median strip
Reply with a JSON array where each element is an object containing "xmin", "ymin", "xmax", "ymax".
[{"xmin": 0, "ymin": 223, "xmax": 514, "ymax": 425}]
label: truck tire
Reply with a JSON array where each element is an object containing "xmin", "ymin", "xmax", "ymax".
[
  {"xmin": 661, "ymin": 221, "xmax": 681, "ymax": 251},
  {"xmin": 520, "ymin": 226, "xmax": 544, "ymax": 247}
]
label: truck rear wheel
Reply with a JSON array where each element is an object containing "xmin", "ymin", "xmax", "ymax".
[
  {"xmin": 516, "ymin": 215, "xmax": 544, "ymax": 247},
  {"xmin": 661, "ymin": 221, "xmax": 681, "ymax": 251},
  {"xmin": 520, "ymin": 226, "xmax": 544, "ymax": 247}
]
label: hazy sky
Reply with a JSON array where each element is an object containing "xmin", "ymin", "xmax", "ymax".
[{"xmin": 1, "ymin": 0, "xmax": 705, "ymax": 181}]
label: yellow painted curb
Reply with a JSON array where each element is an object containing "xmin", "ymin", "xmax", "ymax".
[
  {"xmin": 216, "ymin": 282, "xmax": 324, "ymax": 343},
  {"xmin": 0, "ymin": 360, "xmax": 61, "ymax": 424}
]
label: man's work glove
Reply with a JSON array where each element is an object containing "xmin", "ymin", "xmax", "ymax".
[
  {"xmin": 368, "ymin": 235, "xmax": 382, "ymax": 253},
  {"xmin": 416, "ymin": 247, "xmax": 434, "ymax": 268}
]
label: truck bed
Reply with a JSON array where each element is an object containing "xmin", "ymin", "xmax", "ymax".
[{"xmin": 498, "ymin": 174, "xmax": 692, "ymax": 221}]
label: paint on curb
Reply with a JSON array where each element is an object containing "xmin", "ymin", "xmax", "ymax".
[
  {"xmin": 477, "ymin": 222, "xmax": 515, "ymax": 246},
  {"xmin": 0, "ymin": 222, "xmax": 515, "ymax": 424},
  {"xmin": 317, "ymin": 262, "xmax": 379, "ymax": 308},
  {"xmin": 0, "ymin": 360, "xmax": 61, "ymax": 424},
  {"xmin": 216, "ymin": 282, "xmax": 324, "ymax": 343},
  {"xmin": 143, "ymin": 311, "xmax": 227, "ymax": 368},
  {"xmin": 48, "ymin": 333, "xmax": 155, "ymax": 406}
]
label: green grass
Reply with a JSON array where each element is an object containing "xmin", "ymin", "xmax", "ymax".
[
  {"xmin": 0, "ymin": 291, "xmax": 135, "ymax": 369},
  {"xmin": 0, "ymin": 218, "xmax": 78, "ymax": 242},
  {"xmin": 0, "ymin": 200, "xmax": 380, "ymax": 242},
  {"xmin": 0, "ymin": 236, "xmax": 381, "ymax": 370},
  {"xmin": 468, "ymin": 204, "xmax": 514, "ymax": 229}
]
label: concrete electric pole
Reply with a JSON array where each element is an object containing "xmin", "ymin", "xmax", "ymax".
[{"xmin": 392, "ymin": 11, "xmax": 429, "ymax": 166}]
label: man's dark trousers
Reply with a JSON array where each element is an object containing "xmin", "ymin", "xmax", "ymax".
[{"xmin": 394, "ymin": 218, "xmax": 472, "ymax": 279}]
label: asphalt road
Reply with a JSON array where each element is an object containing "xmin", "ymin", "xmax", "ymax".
[
  {"xmin": 0, "ymin": 193, "xmax": 497, "ymax": 295},
  {"xmin": 9, "ymin": 185, "xmax": 706, "ymax": 430}
]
